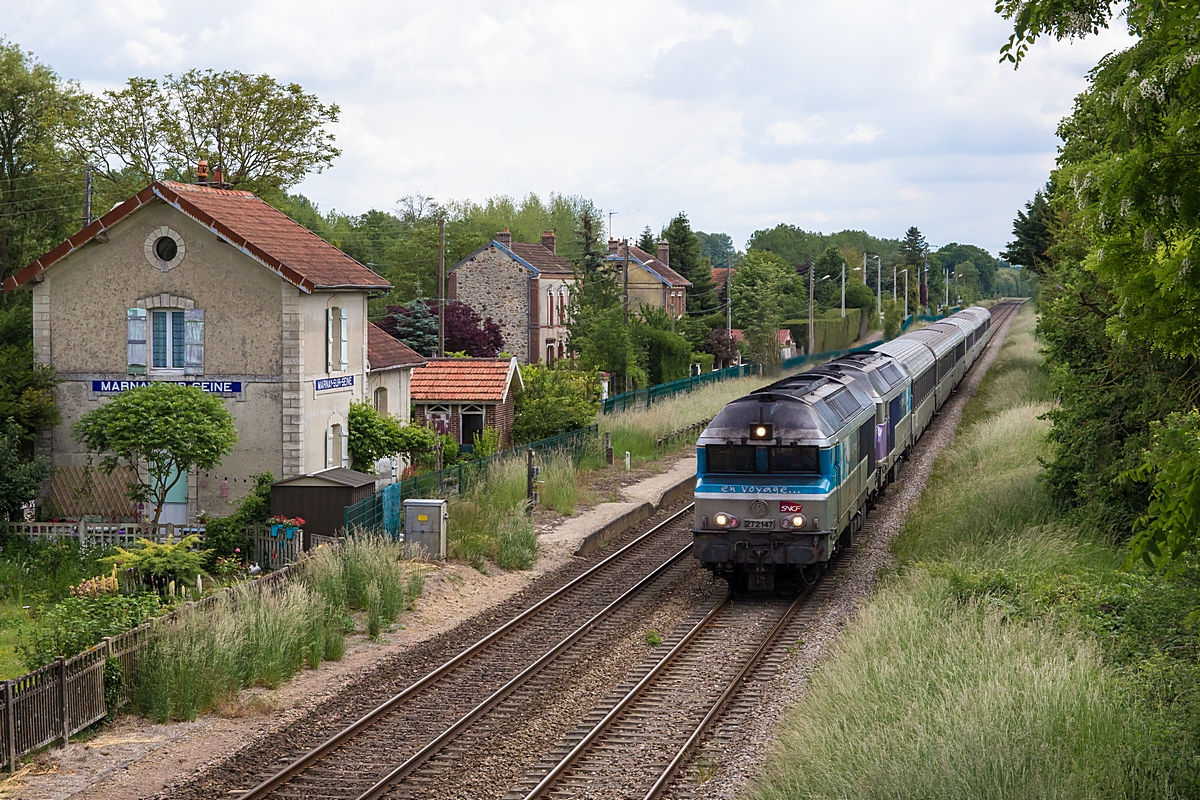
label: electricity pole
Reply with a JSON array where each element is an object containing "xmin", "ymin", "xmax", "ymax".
[
  {"xmin": 840, "ymin": 259, "xmax": 845, "ymax": 318},
  {"xmin": 874, "ymin": 255, "xmax": 882, "ymax": 328},
  {"xmin": 438, "ymin": 217, "xmax": 446, "ymax": 357},
  {"xmin": 808, "ymin": 263, "xmax": 815, "ymax": 356},
  {"xmin": 893, "ymin": 263, "xmax": 896, "ymax": 301},
  {"xmin": 903, "ymin": 268, "xmax": 908, "ymax": 319},
  {"xmin": 726, "ymin": 253, "xmax": 733, "ymax": 339},
  {"xmin": 83, "ymin": 163, "xmax": 93, "ymax": 227},
  {"xmin": 623, "ymin": 239, "xmax": 631, "ymax": 391}
]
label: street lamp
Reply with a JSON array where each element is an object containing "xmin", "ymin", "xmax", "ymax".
[
  {"xmin": 840, "ymin": 260, "xmax": 846, "ymax": 318},
  {"xmin": 903, "ymin": 268, "xmax": 909, "ymax": 319},
  {"xmin": 892, "ymin": 264, "xmax": 897, "ymax": 301}
]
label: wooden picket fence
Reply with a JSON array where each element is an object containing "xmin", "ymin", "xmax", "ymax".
[{"xmin": 0, "ymin": 559, "xmax": 299, "ymax": 772}]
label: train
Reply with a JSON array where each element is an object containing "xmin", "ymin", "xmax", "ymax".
[{"xmin": 692, "ymin": 305, "xmax": 995, "ymax": 591}]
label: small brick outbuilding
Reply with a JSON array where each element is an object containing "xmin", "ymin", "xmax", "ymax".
[{"xmin": 410, "ymin": 357, "xmax": 523, "ymax": 452}]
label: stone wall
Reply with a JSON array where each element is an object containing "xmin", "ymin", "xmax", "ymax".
[{"xmin": 452, "ymin": 247, "xmax": 530, "ymax": 362}]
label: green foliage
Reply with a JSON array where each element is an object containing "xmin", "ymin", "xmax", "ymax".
[
  {"xmin": 0, "ymin": 300, "xmax": 60, "ymax": 451},
  {"xmin": 695, "ymin": 231, "xmax": 737, "ymax": 270},
  {"xmin": 663, "ymin": 212, "xmax": 718, "ymax": 313},
  {"xmin": 513, "ymin": 364, "xmax": 598, "ymax": 444},
  {"xmin": 632, "ymin": 307, "xmax": 693, "ymax": 385},
  {"xmin": 882, "ymin": 298, "xmax": 903, "ymax": 340},
  {"xmin": 202, "ymin": 472, "xmax": 272, "ymax": 560},
  {"xmin": 132, "ymin": 582, "xmax": 336, "ymax": 722},
  {"xmin": 0, "ymin": 417, "xmax": 48, "ymax": 520},
  {"xmin": 747, "ymin": 225, "xmax": 901, "ymax": 273},
  {"xmin": 382, "ymin": 296, "xmax": 439, "ymax": 357},
  {"xmin": 19, "ymin": 593, "xmax": 159, "ymax": 669},
  {"xmin": 102, "ymin": 535, "xmax": 210, "ymax": 586},
  {"xmin": 732, "ymin": 249, "xmax": 794, "ymax": 328},
  {"xmin": 0, "ymin": 535, "xmax": 115, "ymax": 606},
  {"xmin": 74, "ymin": 383, "xmax": 237, "ymax": 525},
  {"xmin": 1123, "ymin": 410, "xmax": 1200, "ymax": 572},
  {"xmin": 69, "ymin": 69, "xmax": 340, "ymax": 203},
  {"xmin": 347, "ymin": 399, "xmax": 436, "ymax": 470},
  {"xmin": 0, "ymin": 41, "xmax": 84, "ymax": 282},
  {"xmin": 472, "ymin": 426, "xmax": 501, "ymax": 458}
]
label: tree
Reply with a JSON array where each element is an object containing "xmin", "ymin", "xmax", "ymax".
[
  {"xmin": 1002, "ymin": 187, "xmax": 1055, "ymax": 275},
  {"xmin": 70, "ymin": 69, "xmax": 340, "ymax": 204},
  {"xmin": 74, "ymin": 384, "xmax": 237, "ymax": 526},
  {"xmin": 812, "ymin": 246, "xmax": 848, "ymax": 311},
  {"xmin": 0, "ymin": 416, "xmax": 48, "ymax": 520},
  {"xmin": 663, "ymin": 212, "xmax": 718, "ymax": 312},
  {"xmin": 744, "ymin": 280, "xmax": 783, "ymax": 368},
  {"xmin": 696, "ymin": 231, "xmax": 736, "ymax": 270},
  {"xmin": 700, "ymin": 328, "xmax": 739, "ymax": 369},
  {"xmin": 632, "ymin": 306, "xmax": 693, "ymax": 385},
  {"xmin": 881, "ymin": 299, "xmax": 903, "ymax": 340},
  {"xmin": 0, "ymin": 301, "xmax": 59, "ymax": 452},
  {"xmin": 380, "ymin": 296, "xmax": 439, "ymax": 357},
  {"xmin": 0, "ymin": 41, "xmax": 83, "ymax": 282},
  {"xmin": 637, "ymin": 226, "xmax": 656, "ymax": 253},
  {"xmin": 347, "ymin": 400, "xmax": 436, "ymax": 471},
  {"xmin": 513, "ymin": 364, "xmax": 599, "ymax": 444},
  {"xmin": 898, "ymin": 226, "xmax": 927, "ymax": 267},
  {"xmin": 442, "ymin": 300, "xmax": 503, "ymax": 357},
  {"xmin": 731, "ymin": 250, "xmax": 793, "ymax": 328}
]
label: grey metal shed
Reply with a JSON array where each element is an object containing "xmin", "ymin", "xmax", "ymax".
[{"xmin": 271, "ymin": 468, "xmax": 378, "ymax": 540}]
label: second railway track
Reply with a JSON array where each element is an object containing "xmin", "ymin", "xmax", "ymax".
[{"xmin": 238, "ymin": 504, "xmax": 702, "ymax": 800}]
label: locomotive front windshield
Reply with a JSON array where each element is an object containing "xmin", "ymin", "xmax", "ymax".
[
  {"xmin": 705, "ymin": 445, "xmax": 757, "ymax": 473},
  {"xmin": 768, "ymin": 446, "xmax": 819, "ymax": 474},
  {"xmin": 705, "ymin": 445, "xmax": 820, "ymax": 475}
]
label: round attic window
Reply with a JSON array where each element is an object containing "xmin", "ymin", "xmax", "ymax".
[
  {"xmin": 144, "ymin": 227, "xmax": 185, "ymax": 271},
  {"xmin": 154, "ymin": 236, "xmax": 177, "ymax": 262}
]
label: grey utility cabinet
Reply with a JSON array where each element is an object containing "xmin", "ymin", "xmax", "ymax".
[{"xmin": 402, "ymin": 498, "xmax": 447, "ymax": 560}]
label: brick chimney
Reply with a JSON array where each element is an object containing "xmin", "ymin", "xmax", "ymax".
[
  {"xmin": 541, "ymin": 231, "xmax": 556, "ymax": 254},
  {"xmin": 495, "ymin": 228, "xmax": 512, "ymax": 246},
  {"xmin": 608, "ymin": 238, "xmax": 619, "ymax": 255},
  {"xmin": 657, "ymin": 240, "xmax": 670, "ymax": 266},
  {"xmin": 196, "ymin": 159, "xmax": 209, "ymax": 183}
]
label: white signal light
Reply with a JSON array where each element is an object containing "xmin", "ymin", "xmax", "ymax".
[
  {"xmin": 791, "ymin": 514, "xmax": 805, "ymax": 528},
  {"xmin": 754, "ymin": 425, "xmax": 768, "ymax": 438},
  {"xmin": 715, "ymin": 513, "xmax": 729, "ymax": 527}
]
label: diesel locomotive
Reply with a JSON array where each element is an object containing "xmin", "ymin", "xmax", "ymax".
[{"xmin": 693, "ymin": 306, "xmax": 994, "ymax": 591}]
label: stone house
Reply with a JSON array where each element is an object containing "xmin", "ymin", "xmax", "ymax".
[
  {"xmin": 410, "ymin": 357, "xmax": 523, "ymax": 452},
  {"xmin": 448, "ymin": 230, "xmax": 576, "ymax": 365},
  {"xmin": 606, "ymin": 240, "xmax": 691, "ymax": 319},
  {"xmin": 1, "ymin": 178, "xmax": 422, "ymax": 524}
]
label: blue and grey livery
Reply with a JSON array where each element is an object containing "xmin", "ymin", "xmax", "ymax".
[{"xmin": 693, "ymin": 305, "xmax": 995, "ymax": 591}]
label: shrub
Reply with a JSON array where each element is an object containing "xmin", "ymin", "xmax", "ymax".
[
  {"xmin": 202, "ymin": 472, "xmax": 272, "ymax": 560},
  {"xmin": 513, "ymin": 364, "xmax": 599, "ymax": 445},
  {"xmin": 19, "ymin": 593, "xmax": 160, "ymax": 669},
  {"xmin": 102, "ymin": 535, "xmax": 210, "ymax": 588}
]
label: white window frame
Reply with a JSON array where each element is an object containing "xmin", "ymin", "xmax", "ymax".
[
  {"xmin": 374, "ymin": 386, "xmax": 389, "ymax": 415},
  {"xmin": 326, "ymin": 306, "xmax": 348, "ymax": 373}
]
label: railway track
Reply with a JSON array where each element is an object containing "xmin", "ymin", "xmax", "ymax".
[
  {"xmin": 238, "ymin": 504, "xmax": 699, "ymax": 800},
  {"xmin": 506, "ymin": 552, "xmax": 846, "ymax": 800}
]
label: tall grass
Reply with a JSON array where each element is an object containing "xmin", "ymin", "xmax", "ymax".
[
  {"xmin": 749, "ymin": 305, "xmax": 1194, "ymax": 799},
  {"xmin": 751, "ymin": 574, "xmax": 1173, "ymax": 800},
  {"xmin": 447, "ymin": 454, "xmax": 539, "ymax": 571},
  {"xmin": 133, "ymin": 535, "xmax": 424, "ymax": 721},
  {"xmin": 133, "ymin": 582, "xmax": 330, "ymax": 722}
]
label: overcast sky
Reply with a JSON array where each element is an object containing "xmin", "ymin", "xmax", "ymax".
[{"xmin": 6, "ymin": 0, "xmax": 1133, "ymax": 255}]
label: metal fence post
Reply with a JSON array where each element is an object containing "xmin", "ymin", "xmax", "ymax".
[
  {"xmin": 4, "ymin": 680, "xmax": 14, "ymax": 773},
  {"xmin": 57, "ymin": 657, "xmax": 68, "ymax": 747}
]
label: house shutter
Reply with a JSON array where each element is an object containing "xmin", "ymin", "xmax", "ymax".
[
  {"xmin": 127, "ymin": 308, "xmax": 147, "ymax": 375},
  {"xmin": 341, "ymin": 426, "xmax": 350, "ymax": 468},
  {"xmin": 183, "ymin": 309, "xmax": 204, "ymax": 375},
  {"xmin": 325, "ymin": 426, "xmax": 334, "ymax": 469},
  {"xmin": 339, "ymin": 308, "xmax": 348, "ymax": 371},
  {"xmin": 326, "ymin": 308, "xmax": 333, "ymax": 372}
]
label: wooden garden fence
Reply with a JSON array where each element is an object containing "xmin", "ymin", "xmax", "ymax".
[{"xmin": 0, "ymin": 556, "xmax": 299, "ymax": 772}]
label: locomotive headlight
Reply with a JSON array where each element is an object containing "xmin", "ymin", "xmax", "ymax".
[
  {"xmin": 714, "ymin": 512, "xmax": 729, "ymax": 527},
  {"xmin": 749, "ymin": 423, "xmax": 773, "ymax": 440},
  {"xmin": 791, "ymin": 514, "xmax": 805, "ymax": 528}
]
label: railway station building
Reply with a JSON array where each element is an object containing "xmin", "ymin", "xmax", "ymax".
[{"xmin": 1, "ymin": 176, "xmax": 423, "ymax": 524}]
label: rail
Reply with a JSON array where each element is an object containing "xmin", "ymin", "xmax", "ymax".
[{"xmin": 240, "ymin": 504, "xmax": 695, "ymax": 800}]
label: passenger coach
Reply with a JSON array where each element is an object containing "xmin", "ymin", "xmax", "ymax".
[{"xmin": 694, "ymin": 304, "xmax": 993, "ymax": 591}]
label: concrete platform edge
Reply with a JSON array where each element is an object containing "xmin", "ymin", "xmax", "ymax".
[{"xmin": 574, "ymin": 473, "xmax": 696, "ymax": 557}]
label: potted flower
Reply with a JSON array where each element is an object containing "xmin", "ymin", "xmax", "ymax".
[{"xmin": 267, "ymin": 515, "xmax": 305, "ymax": 540}]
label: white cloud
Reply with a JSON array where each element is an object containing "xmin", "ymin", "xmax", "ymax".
[
  {"xmin": 3, "ymin": 0, "xmax": 1135, "ymax": 253},
  {"xmin": 842, "ymin": 124, "xmax": 884, "ymax": 144}
]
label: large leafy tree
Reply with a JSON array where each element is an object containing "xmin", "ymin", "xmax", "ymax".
[
  {"xmin": 347, "ymin": 400, "xmax": 436, "ymax": 471},
  {"xmin": 74, "ymin": 384, "xmax": 237, "ymax": 526},
  {"xmin": 663, "ymin": 212, "xmax": 718, "ymax": 312},
  {"xmin": 731, "ymin": 250, "xmax": 793, "ymax": 327},
  {"xmin": 70, "ymin": 69, "xmax": 340, "ymax": 205},
  {"xmin": 0, "ymin": 41, "xmax": 82, "ymax": 282},
  {"xmin": 443, "ymin": 301, "xmax": 503, "ymax": 357}
]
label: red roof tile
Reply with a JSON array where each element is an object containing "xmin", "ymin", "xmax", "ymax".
[
  {"xmin": 3, "ymin": 181, "xmax": 391, "ymax": 294},
  {"xmin": 711, "ymin": 267, "xmax": 733, "ymax": 288},
  {"xmin": 410, "ymin": 358, "xmax": 522, "ymax": 403},
  {"xmin": 367, "ymin": 323, "xmax": 427, "ymax": 370}
]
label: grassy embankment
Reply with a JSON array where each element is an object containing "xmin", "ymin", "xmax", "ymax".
[{"xmin": 750, "ymin": 306, "xmax": 1200, "ymax": 799}]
